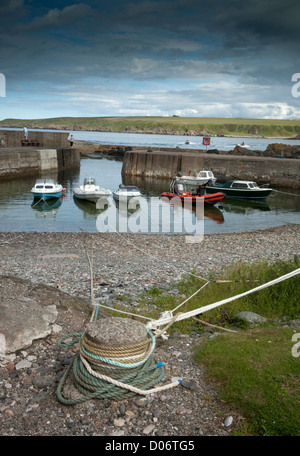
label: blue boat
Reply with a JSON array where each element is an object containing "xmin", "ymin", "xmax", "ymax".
[{"xmin": 31, "ymin": 179, "xmax": 65, "ymax": 201}]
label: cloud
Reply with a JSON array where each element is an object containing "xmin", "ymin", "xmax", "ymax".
[
  {"xmin": 21, "ymin": 3, "xmax": 94, "ymax": 31},
  {"xmin": 0, "ymin": 0, "xmax": 24, "ymax": 15},
  {"xmin": 0, "ymin": 0, "xmax": 299, "ymax": 119}
]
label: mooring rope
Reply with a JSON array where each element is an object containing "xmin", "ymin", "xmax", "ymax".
[
  {"xmin": 146, "ymin": 267, "xmax": 300, "ymax": 330},
  {"xmin": 57, "ymin": 326, "xmax": 182, "ymax": 405},
  {"xmin": 271, "ymin": 189, "xmax": 300, "ymax": 197}
]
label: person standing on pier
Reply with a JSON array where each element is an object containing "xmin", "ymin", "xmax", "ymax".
[
  {"xmin": 23, "ymin": 126, "xmax": 28, "ymax": 140},
  {"xmin": 69, "ymin": 134, "xmax": 74, "ymax": 147}
]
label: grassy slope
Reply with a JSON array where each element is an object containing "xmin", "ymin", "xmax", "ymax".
[
  {"xmin": 0, "ymin": 116, "xmax": 300, "ymax": 137},
  {"xmin": 122, "ymin": 259, "xmax": 300, "ymax": 436}
]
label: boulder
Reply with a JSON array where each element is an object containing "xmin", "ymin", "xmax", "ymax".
[{"xmin": 234, "ymin": 311, "xmax": 267, "ymax": 326}]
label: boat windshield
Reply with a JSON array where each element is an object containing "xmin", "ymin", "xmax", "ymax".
[
  {"xmin": 198, "ymin": 171, "xmax": 209, "ymax": 178},
  {"xmin": 84, "ymin": 178, "xmax": 96, "ymax": 186},
  {"xmin": 231, "ymin": 182, "xmax": 248, "ymax": 189}
]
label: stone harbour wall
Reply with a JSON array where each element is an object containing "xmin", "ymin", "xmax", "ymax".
[
  {"xmin": 0, "ymin": 148, "xmax": 80, "ymax": 178},
  {"xmin": 122, "ymin": 150, "xmax": 300, "ymax": 188}
]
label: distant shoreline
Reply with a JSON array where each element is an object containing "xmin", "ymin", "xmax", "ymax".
[
  {"xmin": 0, "ymin": 125, "xmax": 299, "ymax": 141},
  {"xmin": 0, "ymin": 116, "xmax": 299, "ymax": 139}
]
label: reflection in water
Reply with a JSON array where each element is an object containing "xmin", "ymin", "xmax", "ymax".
[
  {"xmin": 164, "ymin": 196, "xmax": 225, "ymax": 225},
  {"xmin": 221, "ymin": 198, "xmax": 271, "ymax": 215},
  {"xmin": 73, "ymin": 195, "xmax": 110, "ymax": 219}
]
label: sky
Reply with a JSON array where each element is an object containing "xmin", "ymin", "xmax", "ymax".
[{"xmin": 0, "ymin": 0, "xmax": 300, "ymax": 120}]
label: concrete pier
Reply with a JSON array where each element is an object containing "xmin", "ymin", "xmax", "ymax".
[
  {"xmin": 0, "ymin": 130, "xmax": 80, "ymax": 178},
  {"xmin": 122, "ymin": 150, "xmax": 300, "ymax": 188},
  {"xmin": 0, "ymin": 129, "xmax": 69, "ymax": 148}
]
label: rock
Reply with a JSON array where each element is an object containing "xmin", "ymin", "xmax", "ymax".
[
  {"xmin": 181, "ymin": 380, "xmax": 195, "ymax": 390},
  {"xmin": 114, "ymin": 418, "xmax": 125, "ymax": 427},
  {"xmin": 15, "ymin": 360, "xmax": 32, "ymax": 370},
  {"xmin": 32, "ymin": 375, "xmax": 56, "ymax": 389},
  {"xmin": 288, "ymin": 319, "xmax": 300, "ymax": 329},
  {"xmin": 224, "ymin": 416, "xmax": 233, "ymax": 427},
  {"xmin": 234, "ymin": 311, "xmax": 267, "ymax": 326},
  {"xmin": 143, "ymin": 424, "xmax": 155, "ymax": 435}
]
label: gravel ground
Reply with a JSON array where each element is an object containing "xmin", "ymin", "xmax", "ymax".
[{"xmin": 0, "ymin": 225, "xmax": 299, "ymax": 438}]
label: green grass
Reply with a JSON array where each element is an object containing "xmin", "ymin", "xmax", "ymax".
[
  {"xmin": 193, "ymin": 328, "xmax": 300, "ymax": 436},
  {"xmin": 104, "ymin": 258, "xmax": 300, "ymax": 435},
  {"xmin": 137, "ymin": 258, "xmax": 300, "ymax": 334},
  {"xmin": 1, "ymin": 116, "xmax": 300, "ymax": 138},
  {"xmin": 132, "ymin": 258, "xmax": 300, "ymax": 436}
]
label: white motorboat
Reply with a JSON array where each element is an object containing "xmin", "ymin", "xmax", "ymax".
[
  {"xmin": 113, "ymin": 184, "xmax": 141, "ymax": 201},
  {"xmin": 73, "ymin": 177, "xmax": 112, "ymax": 203},
  {"xmin": 237, "ymin": 142, "xmax": 251, "ymax": 148},
  {"xmin": 171, "ymin": 170, "xmax": 216, "ymax": 192},
  {"xmin": 31, "ymin": 179, "xmax": 65, "ymax": 200}
]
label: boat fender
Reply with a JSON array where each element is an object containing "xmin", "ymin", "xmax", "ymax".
[{"xmin": 62, "ymin": 188, "xmax": 66, "ymax": 192}]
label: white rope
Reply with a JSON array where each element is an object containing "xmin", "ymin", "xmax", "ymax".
[
  {"xmin": 172, "ymin": 281, "xmax": 210, "ymax": 313},
  {"xmin": 80, "ymin": 353, "xmax": 181, "ymax": 396},
  {"xmin": 146, "ymin": 268, "xmax": 300, "ymax": 329}
]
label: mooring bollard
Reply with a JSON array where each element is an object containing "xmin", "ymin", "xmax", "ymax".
[{"xmin": 56, "ymin": 317, "xmax": 168, "ymax": 405}]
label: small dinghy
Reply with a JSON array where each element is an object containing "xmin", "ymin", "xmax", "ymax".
[
  {"xmin": 113, "ymin": 184, "xmax": 141, "ymax": 201},
  {"xmin": 73, "ymin": 178, "xmax": 112, "ymax": 203}
]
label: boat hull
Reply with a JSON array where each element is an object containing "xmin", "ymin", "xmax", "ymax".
[
  {"xmin": 113, "ymin": 192, "xmax": 141, "ymax": 201},
  {"xmin": 73, "ymin": 189, "xmax": 111, "ymax": 203},
  {"xmin": 161, "ymin": 192, "xmax": 225, "ymax": 205},
  {"xmin": 205, "ymin": 186, "xmax": 272, "ymax": 200},
  {"xmin": 31, "ymin": 191, "xmax": 62, "ymax": 200}
]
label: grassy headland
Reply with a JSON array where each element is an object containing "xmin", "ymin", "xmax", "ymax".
[{"xmin": 1, "ymin": 116, "xmax": 300, "ymax": 138}]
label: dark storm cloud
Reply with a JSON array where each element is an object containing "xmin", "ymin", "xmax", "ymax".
[
  {"xmin": 0, "ymin": 0, "xmax": 299, "ymax": 118},
  {"xmin": 1, "ymin": 0, "xmax": 299, "ymax": 79}
]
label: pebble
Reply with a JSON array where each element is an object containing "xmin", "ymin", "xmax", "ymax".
[
  {"xmin": 143, "ymin": 424, "xmax": 155, "ymax": 435},
  {"xmin": 114, "ymin": 418, "xmax": 125, "ymax": 427},
  {"xmin": 15, "ymin": 360, "xmax": 32, "ymax": 370},
  {"xmin": 224, "ymin": 416, "xmax": 233, "ymax": 427}
]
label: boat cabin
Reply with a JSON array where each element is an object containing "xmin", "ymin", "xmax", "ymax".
[
  {"xmin": 197, "ymin": 171, "xmax": 215, "ymax": 180},
  {"xmin": 83, "ymin": 177, "xmax": 96, "ymax": 186},
  {"xmin": 118, "ymin": 184, "xmax": 140, "ymax": 192},
  {"xmin": 33, "ymin": 179, "xmax": 58, "ymax": 190},
  {"xmin": 228, "ymin": 180, "xmax": 259, "ymax": 189}
]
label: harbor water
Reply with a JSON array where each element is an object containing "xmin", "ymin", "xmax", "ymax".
[{"xmin": 0, "ymin": 153, "xmax": 299, "ymax": 234}]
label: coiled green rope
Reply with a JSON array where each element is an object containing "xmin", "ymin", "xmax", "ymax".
[{"xmin": 56, "ymin": 330, "xmax": 165, "ymax": 405}]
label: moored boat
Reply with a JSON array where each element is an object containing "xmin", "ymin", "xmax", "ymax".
[
  {"xmin": 73, "ymin": 177, "xmax": 112, "ymax": 203},
  {"xmin": 171, "ymin": 170, "xmax": 216, "ymax": 192},
  {"xmin": 31, "ymin": 179, "xmax": 65, "ymax": 200},
  {"xmin": 113, "ymin": 184, "xmax": 141, "ymax": 201},
  {"xmin": 161, "ymin": 191, "xmax": 225, "ymax": 205},
  {"xmin": 205, "ymin": 180, "xmax": 273, "ymax": 200}
]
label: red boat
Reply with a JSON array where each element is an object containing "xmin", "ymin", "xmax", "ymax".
[{"xmin": 161, "ymin": 191, "xmax": 225, "ymax": 205}]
